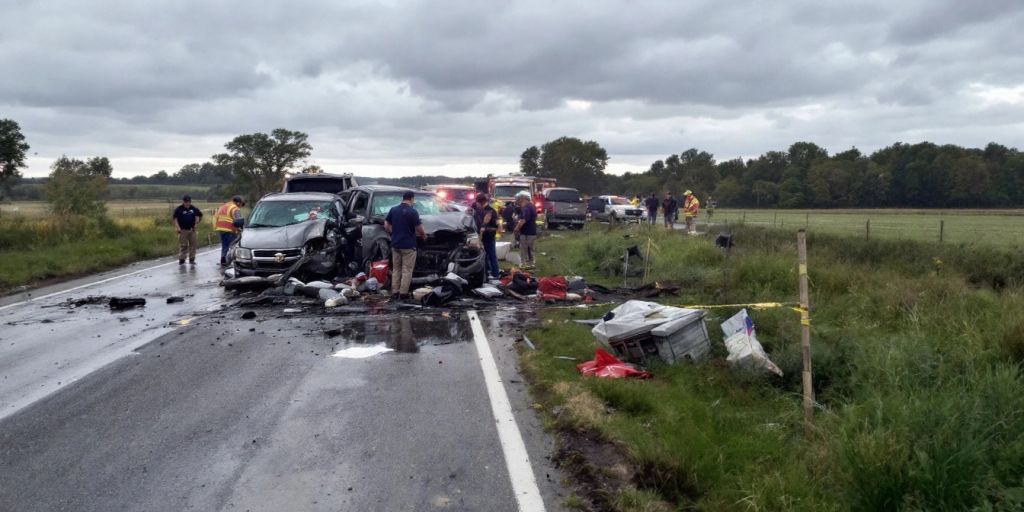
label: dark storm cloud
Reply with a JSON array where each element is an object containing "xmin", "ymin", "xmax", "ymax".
[{"xmin": 2, "ymin": 0, "xmax": 1023, "ymax": 176}]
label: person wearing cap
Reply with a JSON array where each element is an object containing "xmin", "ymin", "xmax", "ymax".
[
  {"xmin": 213, "ymin": 195, "xmax": 246, "ymax": 266},
  {"xmin": 683, "ymin": 190, "xmax": 701, "ymax": 235},
  {"xmin": 385, "ymin": 191, "xmax": 426, "ymax": 299},
  {"xmin": 643, "ymin": 192, "xmax": 659, "ymax": 225},
  {"xmin": 512, "ymin": 191, "xmax": 537, "ymax": 268},
  {"xmin": 172, "ymin": 195, "xmax": 203, "ymax": 265},
  {"xmin": 471, "ymin": 193, "xmax": 500, "ymax": 279}
]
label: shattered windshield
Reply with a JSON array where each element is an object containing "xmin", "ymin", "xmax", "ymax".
[
  {"xmin": 493, "ymin": 185, "xmax": 529, "ymax": 198},
  {"xmin": 370, "ymin": 193, "xmax": 448, "ymax": 218},
  {"xmin": 248, "ymin": 200, "xmax": 336, "ymax": 228}
]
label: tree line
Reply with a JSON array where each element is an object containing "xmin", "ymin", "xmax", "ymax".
[{"xmin": 522, "ymin": 138, "xmax": 1024, "ymax": 208}]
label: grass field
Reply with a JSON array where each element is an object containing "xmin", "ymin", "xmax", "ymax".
[
  {"xmin": 0, "ymin": 215, "xmax": 218, "ymax": 291},
  {"xmin": 706, "ymin": 208, "xmax": 1024, "ymax": 248},
  {"xmin": 0, "ymin": 200, "xmax": 222, "ymax": 220},
  {"xmin": 523, "ymin": 223, "xmax": 1024, "ymax": 511}
]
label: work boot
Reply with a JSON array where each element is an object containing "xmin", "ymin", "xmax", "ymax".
[
  {"xmin": 179, "ymin": 259, "xmax": 185, "ymax": 265},
  {"xmin": 189, "ymin": 259, "xmax": 196, "ymax": 264}
]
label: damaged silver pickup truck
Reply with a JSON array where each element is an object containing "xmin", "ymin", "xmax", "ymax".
[{"xmin": 229, "ymin": 186, "xmax": 486, "ymax": 288}]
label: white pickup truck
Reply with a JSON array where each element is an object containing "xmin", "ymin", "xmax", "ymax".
[{"xmin": 587, "ymin": 195, "xmax": 644, "ymax": 223}]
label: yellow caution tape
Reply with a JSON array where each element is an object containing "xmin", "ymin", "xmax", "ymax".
[{"xmin": 679, "ymin": 301, "xmax": 797, "ymax": 310}]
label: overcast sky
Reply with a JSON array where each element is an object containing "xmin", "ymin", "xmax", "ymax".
[{"xmin": 3, "ymin": 0, "xmax": 1024, "ymax": 178}]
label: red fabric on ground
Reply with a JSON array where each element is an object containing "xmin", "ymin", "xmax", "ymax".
[
  {"xmin": 537, "ymin": 276, "xmax": 568, "ymax": 299},
  {"xmin": 576, "ymin": 348, "xmax": 652, "ymax": 379}
]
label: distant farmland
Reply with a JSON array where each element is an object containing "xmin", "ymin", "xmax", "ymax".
[{"xmin": 708, "ymin": 208, "xmax": 1024, "ymax": 248}]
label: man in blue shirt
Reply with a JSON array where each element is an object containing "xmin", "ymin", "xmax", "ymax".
[
  {"xmin": 385, "ymin": 191, "xmax": 426, "ymax": 298},
  {"xmin": 513, "ymin": 191, "xmax": 538, "ymax": 268},
  {"xmin": 643, "ymin": 192, "xmax": 659, "ymax": 225},
  {"xmin": 172, "ymin": 195, "xmax": 203, "ymax": 265}
]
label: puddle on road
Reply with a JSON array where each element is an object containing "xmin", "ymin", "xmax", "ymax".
[
  {"xmin": 331, "ymin": 344, "xmax": 394, "ymax": 359},
  {"xmin": 325, "ymin": 312, "xmax": 473, "ymax": 355}
]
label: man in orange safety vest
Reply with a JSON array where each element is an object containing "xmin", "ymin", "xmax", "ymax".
[
  {"xmin": 214, "ymin": 195, "xmax": 246, "ymax": 265},
  {"xmin": 683, "ymin": 190, "xmax": 700, "ymax": 235}
]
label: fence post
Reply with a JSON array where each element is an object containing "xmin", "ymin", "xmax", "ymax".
[
  {"xmin": 939, "ymin": 220, "xmax": 944, "ymax": 243},
  {"xmin": 773, "ymin": 212, "xmax": 778, "ymax": 227},
  {"xmin": 865, "ymin": 219, "xmax": 870, "ymax": 240},
  {"xmin": 797, "ymin": 229, "xmax": 814, "ymax": 439},
  {"xmin": 805, "ymin": 212, "xmax": 809, "ymax": 228},
  {"xmin": 741, "ymin": 211, "xmax": 746, "ymax": 224}
]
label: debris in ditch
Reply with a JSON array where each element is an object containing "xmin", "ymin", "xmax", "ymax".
[
  {"xmin": 166, "ymin": 296, "xmax": 185, "ymax": 304},
  {"xmin": 721, "ymin": 308, "xmax": 782, "ymax": 376},
  {"xmin": 522, "ymin": 334, "xmax": 536, "ymax": 350},
  {"xmin": 240, "ymin": 311, "xmax": 257, "ymax": 320},
  {"xmin": 577, "ymin": 349, "xmax": 652, "ymax": 379},
  {"xmin": 109, "ymin": 297, "xmax": 146, "ymax": 310},
  {"xmin": 591, "ymin": 300, "xmax": 710, "ymax": 365}
]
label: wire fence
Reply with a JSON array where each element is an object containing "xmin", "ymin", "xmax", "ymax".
[
  {"xmin": 0, "ymin": 200, "xmax": 222, "ymax": 220},
  {"xmin": 704, "ymin": 209, "xmax": 1024, "ymax": 248}
]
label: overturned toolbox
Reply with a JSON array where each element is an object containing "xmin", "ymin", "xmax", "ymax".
[{"xmin": 592, "ymin": 300, "xmax": 711, "ymax": 365}]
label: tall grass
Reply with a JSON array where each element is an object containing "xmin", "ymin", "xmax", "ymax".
[
  {"xmin": 523, "ymin": 223, "xmax": 1024, "ymax": 510},
  {"xmin": 0, "ymin": 215, "xmax": 215, "ymax": 291}
]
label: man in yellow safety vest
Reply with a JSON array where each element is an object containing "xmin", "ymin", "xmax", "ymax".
[
  {"xmin": 683, "ymin": 190, "xmax": 700, "ymax": 235},
  {"xmin": 214, "ymin": 195, "xmax": 246, "ymax": 265}
]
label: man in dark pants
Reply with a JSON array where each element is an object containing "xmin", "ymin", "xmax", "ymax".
[
  {"xmin": 385, "ymin": 191, "xmax": 426, "ymax": 299},
  {"xmin": 471, "ymin": 194, "xmax": 500, "ymax": 279},
  {"xmin": 643, "ymin": 192, "xmax": 659, "ymax": 225},
  {"xmin": 213, "ymin": 195, "xmax": 245, "ymax": 266},
  {"xmin": 172, "ymin": 195, "xmax": 203, "ymax": 265},
  {"xmin": 662, "ymin": 192, "xmax": 678, "ymax": 229}
]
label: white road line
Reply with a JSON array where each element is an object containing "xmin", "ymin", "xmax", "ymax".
[
  {"xmin": 0, "ymin": 249, "xmax": 217, "ymax": 313},
  {"xmin": 467, "ymin": 310, "xmax": 547, "ymax": 512}
]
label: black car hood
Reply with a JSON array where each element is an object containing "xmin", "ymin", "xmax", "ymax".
[
  {"xmin": 239, "ymin": 219, "xmax": 329, "ymax": 249},
  {"xmin": 420, "ymin": 212, "xmax": 475, "ymax": 234}
]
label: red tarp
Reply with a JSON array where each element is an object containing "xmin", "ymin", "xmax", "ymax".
[
  {"xmin": 538, "ymin": 276, "xmax": 568, "ymax": 300},
  {"xmin": 576, "ymin": 349, "xmax": 652, "ymax": 379}
]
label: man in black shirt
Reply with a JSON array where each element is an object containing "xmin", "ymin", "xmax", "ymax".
[
  {"xmin": 471, "ymin": 194, "xmax": 500, "ymax": 279},
  {"xmin": 662, "ymin": 192, "xmax": 678, "ymax": 229},
  {"xmin": 172, "ymin": 195, "xmax": 203, "ymax": 265},
  {"xmin": 643, "ymin": 192, "xmax": 659, "ymax": 225}
]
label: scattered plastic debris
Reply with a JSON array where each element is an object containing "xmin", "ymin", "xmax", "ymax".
[
  {"xmin": 721, "ymin": 309, "xmax": 782, "ymax": 376},
  {"xmin": 109, "ymin": 297, "xmax": 146, "ymax": 310},
  {"xmin": 166, "ymin": 296, "xmax": 185, "ymax": 304},
  {"xmin": 240, "ymin": 311, "xmax": 257, "ymax": 320},
  {"xmin": 331, "ymin": 344, "xmax": 394, "ymax": 359}
]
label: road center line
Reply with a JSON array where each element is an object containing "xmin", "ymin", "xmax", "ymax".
[
  {"xmin": 467, "ymin": 310, "xmax": 547, "ymax": 512},
  {"xmin": 0, "ymin": 249, "xmax": 217, "ymax": 313}
]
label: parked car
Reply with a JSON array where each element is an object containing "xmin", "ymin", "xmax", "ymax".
[
  {"xmin": 423, "ymin": 184, "xmax": 477, "ymax": 206},
  {"xmin": 588, "ymin": 195, "xmax": 644, "ymax": 223},
  {"xmin": 232, "ymin": 192, "xmax": 346, "ymax": 278},
  {"xmin": 540, "ymin": 187, "xmax": 586, "ymax": 230},
  {"xmin": 283, "ymin": 172, "xmax": 357, "ymax": 194},
  {"xmin": 342, "ymin": 185, "xmax": 487, "ymax": 287}
]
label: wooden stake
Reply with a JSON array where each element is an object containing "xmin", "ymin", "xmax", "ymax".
[
  {"xmin": 797, "ymin": 229, "xmax": 814, "ymax": 439},
  {"xmin": 939, "ymin": 220, "xmax": 945, "ymax": 243},
  {"xmin": 643, "ymin": 238, "xmax": 652, "ymax": 282},
  {"xmin": 865, "ymin": 219, "xmax": 870, "ymax": 240}
]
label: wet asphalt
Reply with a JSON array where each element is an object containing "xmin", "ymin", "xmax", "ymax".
[{"xmin": 0, "ymin": 250, "xmax": 567, "ymax": 511}]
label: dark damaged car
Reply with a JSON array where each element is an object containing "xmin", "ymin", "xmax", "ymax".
[
  {"xmin": 232, "ymin": 192, "xmax": 346, "ymax": 278},
  {"xmin": 342, "ymin": 185, "xmax": 487, "ymax": 287}
]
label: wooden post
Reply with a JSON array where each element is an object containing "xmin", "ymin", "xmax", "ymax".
[
  {"xmin": 939, "ymin": 220, "xmax": 944, "ymax": 243},
  {"xmin": 865, "ymin": 219, "xmax": 870, "ymax": 240},
  {"xmin": 741, "ymin": 211, "xmax": 746, "ymax": 224},
  {"xmin": 622, "ymin": 249, "xmax": 629, "ymax": 288},
  {"xmin": 773, "ymin": 212, "xmax": 778, "ymax": 227},
  {"xmin": 805, "ymin": 212, "xmax": 809, "ymax": 228},
  {"xmin": 797, "ymin": 229, "xmax": 814, "ymax": 439},
  {"xmin": 642, "ymin": 238, "xmax": 652, "ymax": 282}
]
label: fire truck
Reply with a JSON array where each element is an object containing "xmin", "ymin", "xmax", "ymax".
[{"xmin": 488, "ymin": 175, "xmax": 557, "ymax": 213}]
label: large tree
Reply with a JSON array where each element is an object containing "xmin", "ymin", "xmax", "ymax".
[
  {"xmin": 0, "ymin": 119, "xmax": 30, "ymax": 200},
  {"xmin": 537, "ymin": 136, "xmax": 608, "ymax": 193},
  {"xmin": 519, "ymin": 146, "xmax": 541, "ymax": 175},
  {"xmin": 212, "ymin": 129, "xmax": 312, "ymax": 202},
  {"xmin": 46, "ymin": 156, "xmax": 113, "ymax": 216}
]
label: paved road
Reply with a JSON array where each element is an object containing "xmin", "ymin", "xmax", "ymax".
[{"xmin": 0, "ymin": 251, "xmax": 566, "ymax": 511}]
